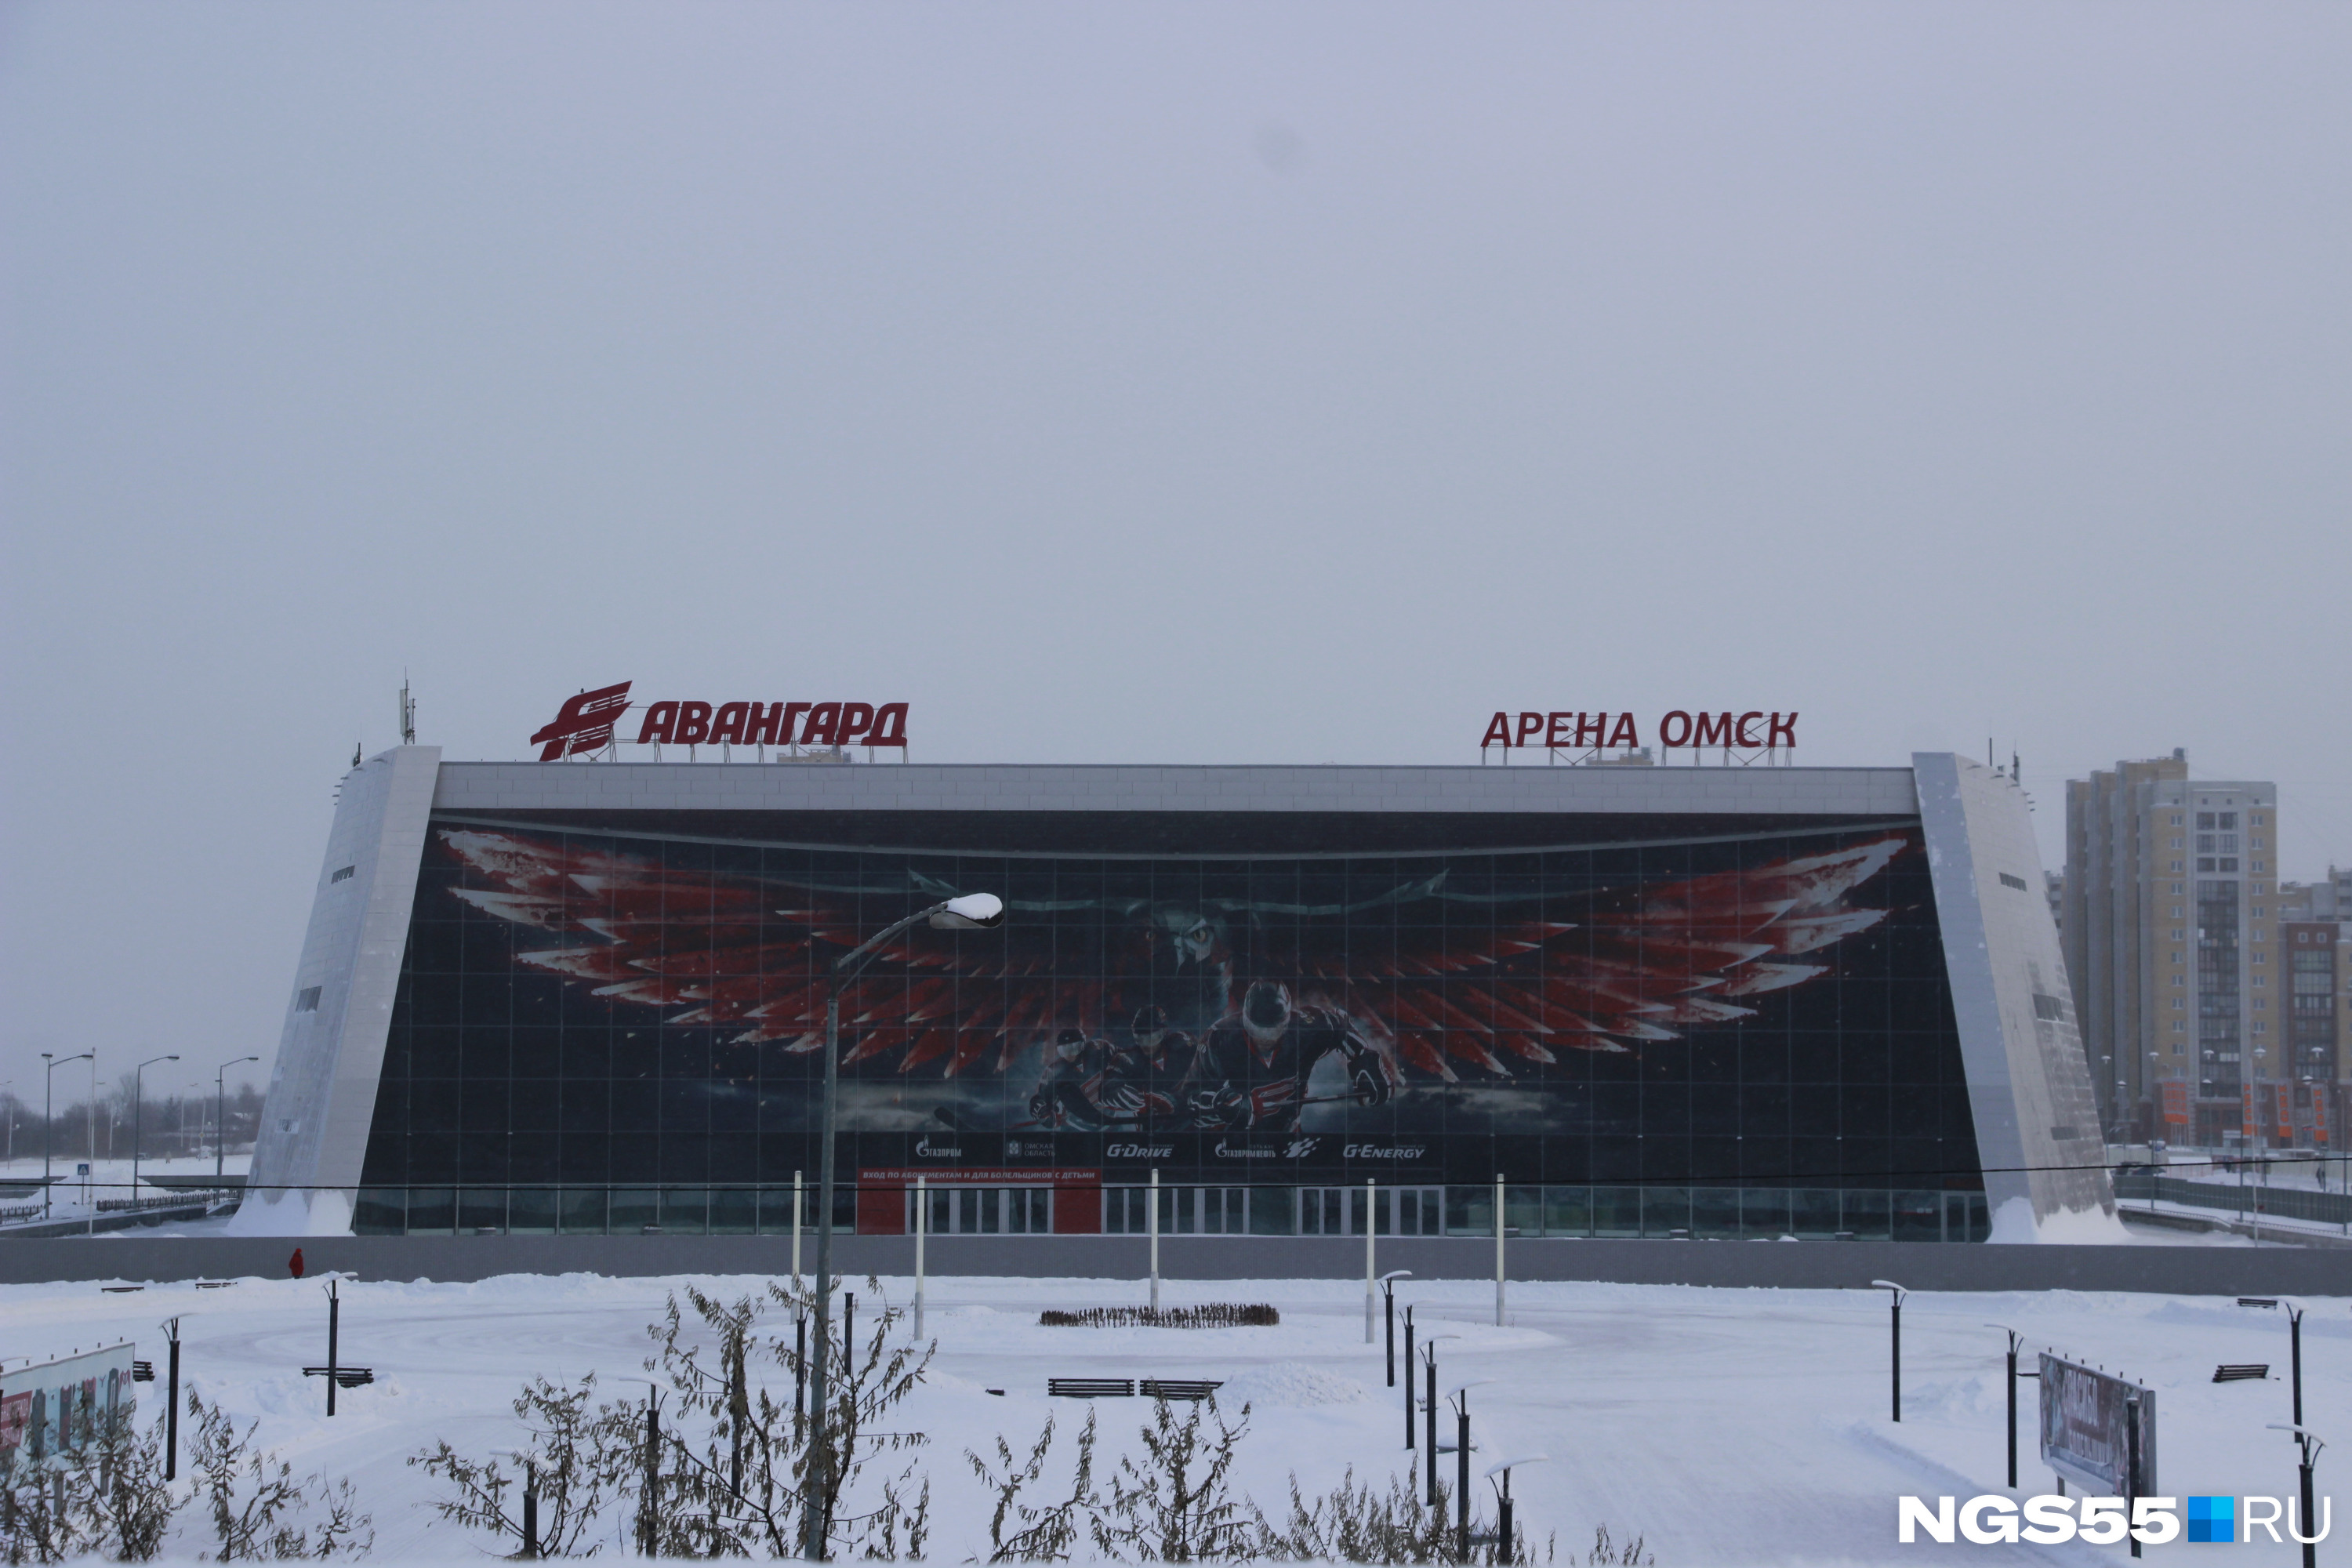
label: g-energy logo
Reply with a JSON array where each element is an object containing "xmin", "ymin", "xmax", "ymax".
[
  {"xmin": 1898, "ymin": 1494, "xmax": 2331, "ymax": 1546},
  {"xmin": 1344, "ymin": 1143, "xmax": 1425, "ymax": 1160}
]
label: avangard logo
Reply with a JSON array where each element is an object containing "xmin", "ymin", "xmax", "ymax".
[
  {"xmin": 1283, "ymin": 1138, "xmax": 1319, "ymax": 1160},
  {"xmin": 530, "ymin": 681, "xmax": 633, "ymax": 760}
]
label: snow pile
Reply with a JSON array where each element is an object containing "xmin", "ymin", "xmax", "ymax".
[
  {"xmin": 1214, "ymin": 1360, "xmax": 1372, "ymax": 1407},
  {"xmin": 223, "ymin": 1186, "xmax": 354, "ymax": 1237}
]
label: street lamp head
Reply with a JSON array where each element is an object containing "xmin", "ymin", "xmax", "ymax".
[
  {"xmin": 1380, "ymin": 1269, "xmax": 1414, "ymax": 1283},
  {"xmin": 931, "ymin": 892, "xmax": 1005, "ymax": 930}
]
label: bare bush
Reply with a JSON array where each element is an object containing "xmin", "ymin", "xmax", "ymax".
[
  {"xmin": 186, "ymin": 1390, "xmax": 372, "ymax": 1559},
  {"xmin": 419, "ymin": 1276, "xmax": 932, "ymax": 1559},
  {"xmin": 411, "ymin": 1371, "xmax": 641, "ymax": 1557},
  {"xmin": 1091, "ymin": 1395, "xmax": 1254, "ymax": 1562},
  {"xmin": 965, "ymin": 1408, "xmax": 1099, "ymax": 1563},
  {"xmin": 1584, "ymin": 1524, "xmax": 1651, "ymax": 1566},
  {"xmin": 1254, "ymin": 1467, "xmax": 1461, "ymax": 1563}
]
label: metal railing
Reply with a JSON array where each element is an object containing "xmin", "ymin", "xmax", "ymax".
[{"xmin": 2114, "ymin": 1170, "xmax": 2351, "ymax": 1228}]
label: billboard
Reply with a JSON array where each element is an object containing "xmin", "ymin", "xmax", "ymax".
[
  {"xmin": 362, "ymin": 813, "xmax": 1979, "ymax": 1194},
  {"xmin": 2039, "ymin": 1354, "xmax": 2157, "ymax": 1497},
  {"xmin": 0, "ymin": 1344, "xmax": 136, "ymax": 1464}
]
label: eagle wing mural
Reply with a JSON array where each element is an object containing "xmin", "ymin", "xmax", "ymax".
[{"xmin": 434, "ymin": 828, "xmax": 1911, "ymax": 1091}]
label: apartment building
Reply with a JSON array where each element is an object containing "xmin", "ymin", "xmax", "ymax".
[
  {"xmin": 2279, "ymin": 866, "xmax": 2351, "ymax": 1145},
  {"xmin": 2063, "ymin": 753, "xmax": 2284, "ymax": 1146}
]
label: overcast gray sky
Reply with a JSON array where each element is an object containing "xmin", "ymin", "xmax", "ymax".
[{"xmin": 3, "ymin": 3, "xmax": 2347, "ymax": 1105}]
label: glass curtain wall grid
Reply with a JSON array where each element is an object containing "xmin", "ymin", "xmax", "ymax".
[{"xmin": 357, "ymin": 812, "xmax": 1989, "ymax": 1235}]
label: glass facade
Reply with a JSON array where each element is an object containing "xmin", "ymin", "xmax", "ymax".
[{"xmin": 355, "ymin": 809, "xmax": 1985, "ymax": 1236}]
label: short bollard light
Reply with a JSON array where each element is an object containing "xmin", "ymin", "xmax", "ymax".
[
  {"xmin": 1380, "ymin": 1271, "xmax": 1411, "ymax": 1387},
  {"xmin": 1446, "ymin": 1379, "xmax": 1494, "ymax": 1559},
  {"xmin": 2239, "ymin": 1297, "xmax": 2308, "ymax": 1435},
  {"xmin": 1871, "ymin": 1280, "xmax": 1907, "ymax": 1422},
  {"xmin": 1421, "ymin": 1334, "xmax": 1460, "ymax": 1506},
  {"xmin": 1485, "ymin": 1454, "xmax": 1548, "ymax": 1565},
  {"xmin": 2263, "ymin": 1424, "xmax": 2329, "ymax": 1568},
  {"xmin": 1984, "ymin": 1323, "xmax": 2034, "ymax": 1488}
]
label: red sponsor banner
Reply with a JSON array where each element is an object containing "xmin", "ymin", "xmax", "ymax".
[
  {"xmin": 2158, "ymin": 1080, "xmax": 2190, "ymax": 1128},
  {"xmin": 856, "ymin": 1167, "xmax": 1099, "ymax": 1187},
  {"xmin": 2241, "ymin": 1084, "xmax": 2257, "ymax": 1138},
  {"xmin": 2314, "ymin": 1088, "xmax": 2331, "ymax": 1147},
  {"xmin": 2274, "ymin": 1082, "xmax": 2296, "ymax": 1141}
]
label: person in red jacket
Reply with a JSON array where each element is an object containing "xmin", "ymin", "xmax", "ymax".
[{"xmin": 289, "ymin": 1247, "xmax": 305, "ymax": 1279}]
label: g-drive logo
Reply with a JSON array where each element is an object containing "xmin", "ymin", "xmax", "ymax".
[{"xmin": 1899, "ymin": 1494, "xmax": 2330, "ymax": 1546}]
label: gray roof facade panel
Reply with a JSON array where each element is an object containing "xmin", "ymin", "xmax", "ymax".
[{"xmin": 430, "ymin": 761, "xmax": 1921, "ymax": 817}]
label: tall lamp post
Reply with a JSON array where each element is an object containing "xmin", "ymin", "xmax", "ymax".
[
  {"xmin": 132, "ymin": 1054, "xmax": 180, "ymax": 1200},
  {"xmin": 216, "ymin": 1058, "xmax": 260, "ymax": 1185},
  {"xmin": 803, "ymin": 891, "xmax": 1003, "ymax": 1560},
  {"xmin": 42, "ymin": 1052, "xmax": 93, "ymax": 1221}
]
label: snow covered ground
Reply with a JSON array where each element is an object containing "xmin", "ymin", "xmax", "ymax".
[{"xmin": 2, "ymin": 1269, "xmax": 2342, "ymax": 1565}]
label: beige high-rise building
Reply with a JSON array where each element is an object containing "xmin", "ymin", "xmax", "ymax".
[{"xmin": 2063, "ymin": 752, "xmax": 2284, "ymax": 1146}]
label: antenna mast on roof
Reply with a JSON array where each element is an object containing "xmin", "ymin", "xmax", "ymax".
[{"xmin": 398, "ymin": 676, "xmax": 417, "ymax": 746}]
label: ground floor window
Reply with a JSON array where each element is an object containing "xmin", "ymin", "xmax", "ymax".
[{"xmin": 354, "ymin": 1181, "xmax": 1991, "ymax": 1241}]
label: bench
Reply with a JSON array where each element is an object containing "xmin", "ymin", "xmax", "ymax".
[
  {"xmin": 303, "ymin": 1367, "xmax": 376, "ymax": 1388},
  {"xmin": 1048, "ymin": 1379, "xmax": 1135, "ymax": 1398},
  {"xmin": 1140, "ymin": 1379, "xmax": 1223, "ymax": 1403},
  {"xmin": 2212, "ymin": 1364, "xmax": 2270, "ymax": 1383}
]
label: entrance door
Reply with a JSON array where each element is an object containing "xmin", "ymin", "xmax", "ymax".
[{"xmin": 909, "ymin": 1187, "xmax": 1053, "ymax": 1234}]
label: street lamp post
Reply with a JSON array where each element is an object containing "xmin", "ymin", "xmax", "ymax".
[
  {"xmin": 216, "ymin": 1058, "xmax": 260, "ymax": 1185},
  {"xmin": 41, "ymin": 1052, "xmax": 93, "ymax": 1221},
  {"xmin": 803, "ymin": 892, "xmax": 1002, "ymax": 1561},
  {"xmin": 132, "ymin": 1054, "xmax": 180, "ymax": 1200}
]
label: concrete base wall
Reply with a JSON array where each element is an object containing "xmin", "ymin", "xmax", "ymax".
[{"xmin": 4, "ymin": 1236, "xmax": 2344, "ymax": 1295}]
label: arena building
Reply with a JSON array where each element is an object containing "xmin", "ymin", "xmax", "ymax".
[{"xmin": 246, "ymin": 751, "xmax": 2113, "ymax": 1243}]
